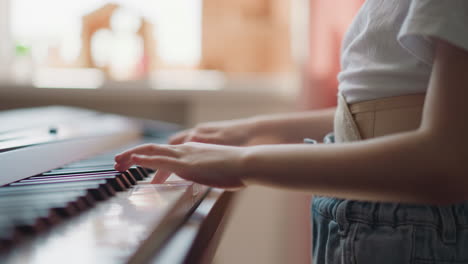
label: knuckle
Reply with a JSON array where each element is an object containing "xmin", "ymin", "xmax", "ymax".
[
  {"xmin": 168, "ymin": 135, "xmax": 178, "ymax": 143},
  {"xmin": 173, "ymin": 131, "xmax": 187, "ymax": 138},
  {"xmin": 179, "ymin": 143, "xmax": 190, "ymax": 150},
  {"xmin": 184, "ymin": 158, "xmax": 197, "ymax": 168},
  {"xmin": 149, "ymin": 157, "xmax": 161, "ymax": 163},
  {"xmin": 172, "ymin": 137, "xmax": 187, "ymax": 145},
  {"xmin": 141, "ymin": 143, "xmax": 153, "ymax": 150},
  {"xmin": 184, "ymin": 141, "xmax": 197, "ymax": 147},
  {"xmin": 148, "ymin": 144, "xmax": 158, "ymax": 152},
  {"xmin": 169, "ymin": 138, "xmax": 182, "ymax": 145},
  {"xmin": 187, "ymin": 134, "xmax": 201, "ymax": 142},
  {"xmin": 181, "ymin": 142, "xmax": 196, "ymax": 150},
  {"xmin": 209, "ymin": 135, "xmax": 221, "ymax": 144},
  {"xmin": 194, "ymin": 123, "xmax": 208, "ymax": 129},
  {"xmin": 167, "ymin": 144, "xmax": 176, "ymax": 151},
  {"xmin": 193, "ymin": 126, "xmax": 204, "ymax": 132},
  {"xmin": 191, "ymin": 135, "xmax": 204, "ymax": 142},
  {"xmin": 217, "ymin": 130, "xmax": 228, "ymax": 138},
  {"xmin": 194, "ymin": 124, "xmax": 212, "ymax": 133}
]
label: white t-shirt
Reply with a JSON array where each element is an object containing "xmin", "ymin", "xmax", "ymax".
[{"xmin": 338, "ymin": 0, "xmax": 468, "ymax": 104}]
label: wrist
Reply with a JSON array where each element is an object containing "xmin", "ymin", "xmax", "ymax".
[
  {"xmin": 244, "ymin": 116, "xmax": 284, "ymax": 144},
  {"xmin": 238, "ymin": 145, "xmax": 263, "ymax": 186},
  {"xmin": 244, "ymin": 116, "xmax": 266, "ymax": 137}
]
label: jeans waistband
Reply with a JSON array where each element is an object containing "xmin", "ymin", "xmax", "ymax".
[{"xmin": 313, "ymin": 196, "xmax": 468, "ymax": 227}]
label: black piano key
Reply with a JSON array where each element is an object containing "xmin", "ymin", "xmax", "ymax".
[
  {"xmin": 61, "ymin": 162, "xmax": 115, "ymax": 169},
  {"xmin": 128, "ymin": 168, "xmax": 144, "ymax": 181},
  {"xmin": 31, "ymin": 171, "xmax": 134, "ymax": 189},
  {"xmin": 46, "ymin": 208, "xmax": 64, "ymax": 225},
  {"xmin": 99, "ymin": 183, "xmax": 116, "ymax": 196},
  {"xmin": 118, "ymin": 174, "xmax": 132, "ymax": 188},
  {"xmin": 35, "ymin": 171, "xmax": 137, "ymax": 186},
  {"xmin": 143, "ymin": 167, "xmax": 155, "ymax": 174},
  {"xmin": 0, "ymin": 184, "xmax": 108, "ymax": 202},
  {"xmin": 15, "ymin": 220, "xmax": 48, "ymax": 235},
  {"xmin": 0, "ymin": 200, "xmax": 80, "ymax": 240},
  {"xmin": 0, "ymin": 190, "xmax": 85, "ymax": 203},
  {"xmin": 80, "ymin": 190, "xmax": 99, "ymax": 206},
  {"xmin": 0, "ymin": 192, "xmax": 98, "ymax": 243},
  {"xmin": 123, "ymin": 172, "xmax": 137, "ymax": 185},
  {"xmin": 56, "ymin": 168, "xmax": 137, "ymax": 185},
  {"xmin": 4, "ymin": 180, "xmax": 107, "ymax": 191},
  {"xmin": 0, "ymin": 183, "xmax": 93, "ymax": 195},
  {"xmin": 43, "ymin": 167, "xmax": 116, "ymax": 175},
  {"xmin": 0, "ymin": 192, "xmax": 90, "ymax": 215},
  {"xmin": 0, "ymin": 205, "xmax": 75, "ymax": 226},
  {"xmin": 0, "ymin": 217, "xmax": 44, "ymax": 243},
  {"xmin": 11, "ymin": 177, "xmax": 126, "ymax": 192},
  {"xmin": 72, "ymin": 196, "xmax": 90, "ymax": 211},
  {"xmin": 87, "ymin": 185, "xmax": 111, "ymax": 201},
  {"xmin": 0, "ymin": 139, "xmax": 165, "ymax": 251},
  {"xmin": 135, "ymin": 167, "xmax": 150, "ymax": 178},
  {"xmin": 49, "ymin": 204, "xmax": 79, "ymax": 218},
  {"xmin": 31, "ymin": 171, "xmax": 120, "ymax": 179},
  {"xmin": 3, "ymin": 181, "xmax": 114, "ymax": 200},
  {"xmin": 48, "ymin": 163, "xmax": 144, "ymax": 183},
  {"xmin": 29, "ymin": 173, "xmax": 133, "ymax": 188}
]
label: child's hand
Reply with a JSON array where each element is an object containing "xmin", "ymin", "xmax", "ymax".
[
  {"xmin": 168, "ymin": 119, "xmax": 257, "ymax": 146},
  {"xmin": 114, "ymin": 143, "xmax": 247, "ymax": 189}
]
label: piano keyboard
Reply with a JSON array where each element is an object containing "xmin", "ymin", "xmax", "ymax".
[
  {"xmin": 0, "ymin": 106, "xmax": 229, "ymax": 264},
  {"xmin": 0, "ymin": 140, "xmax": 211, "ymax": 264},
  {"xmin": 0, "ymin": 149, "xmax": 149, "ymax": 248}
]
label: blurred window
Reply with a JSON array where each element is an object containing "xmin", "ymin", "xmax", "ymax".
[
  {"xmin": 11, "ymin": 0, "xmax": 201, "ymax": 72},
  {"xmin": 6, "ymin": 0, "xmax": 295, "ymax": 88}
]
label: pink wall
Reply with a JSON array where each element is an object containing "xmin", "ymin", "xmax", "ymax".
[
  {"xmin": 300, "ymin": 0, "xmax": 364, "ymax": 109},
  {"xmin": 291, "ymin": 2, "xmax": 365, "ymax": 263}
]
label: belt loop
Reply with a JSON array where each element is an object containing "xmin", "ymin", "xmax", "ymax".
[
  {"xmin": 323, "ymin": 132, "xmax": 335, "ymax": 144},
  {"xmin": 336, "ymin": 200, "xmax": 350, "ymax": 237},
  {"xmin": 377, "ymin": 203, "xmax": 399, "ymax": 227},
  {"xmin": 437, "ymin": 206, "xmax": 457, "ymax": 244},
  {"xmin": 392, "ymin": 204, "xmax": 400, "ymax": 228},
  {"xmin": 370, "ymin": 203, "xmax": 378, "ymax": 228}
]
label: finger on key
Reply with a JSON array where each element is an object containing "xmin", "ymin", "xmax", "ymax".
[
  {"xmin": 115, "ymin": 144, "xmax": 179, "ymax": 168},
  {"xmin": 151, "ymin": 170, "xmax": 172, "ymax": 184}
]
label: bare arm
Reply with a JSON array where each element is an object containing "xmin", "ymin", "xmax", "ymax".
[
  {"xmin": 244, "ymin": 39, "xmax": 468, "ymax": 205},
  {"xmin": 247, "ymin": 108, "xmax": 335, "ymax": 144},
  {"xmin": 169, "ymin": 108, "xmax": 335, "ymax": 145},
  {"xmin": 115, "ymin": 40, "xmax": 468, "ymax": 205}
]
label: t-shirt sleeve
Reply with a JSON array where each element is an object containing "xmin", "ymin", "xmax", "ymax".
[{"xmin": 398, "ymin": 0, "xmax": 468, "ymax": 65}]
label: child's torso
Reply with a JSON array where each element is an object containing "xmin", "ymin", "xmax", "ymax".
[{"xmin": 338, "ymin": 0, "xmax": 432, "ymax": 103}]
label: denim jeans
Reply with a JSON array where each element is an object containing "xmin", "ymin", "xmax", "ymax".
[
  {"xmin": 307, "ymin": 134, "xmax": 468, "ymax": 264},
  {"xmin": 312, "ymin": 196, "xmax": 468, "ymax": 264}
]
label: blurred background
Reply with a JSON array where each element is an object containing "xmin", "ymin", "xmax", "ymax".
[
  {"xmin": 0, "ymin": 0, "xmax": 363, "ymax": 263},
  {"xmin": 2, "ymin": 0, "xmax": 296, "ymax": 89}
]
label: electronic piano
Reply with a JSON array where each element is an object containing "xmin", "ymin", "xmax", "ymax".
[{"xmin": 0, "ymin": 106, "xmax": 233, "ymax": 264}]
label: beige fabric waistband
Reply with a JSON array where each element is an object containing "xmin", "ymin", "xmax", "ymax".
[{"xmin": 334, "ymin": 93, "xmax": 425, "ymax": 143}]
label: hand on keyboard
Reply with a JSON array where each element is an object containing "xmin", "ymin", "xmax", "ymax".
[
  {"xmin": 168, "ymin": 119, "xmax": 257, "ymax": 146},
  {"xmin": 114, "ymin": 143, "xmax": 246, "ymax": 189}
]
